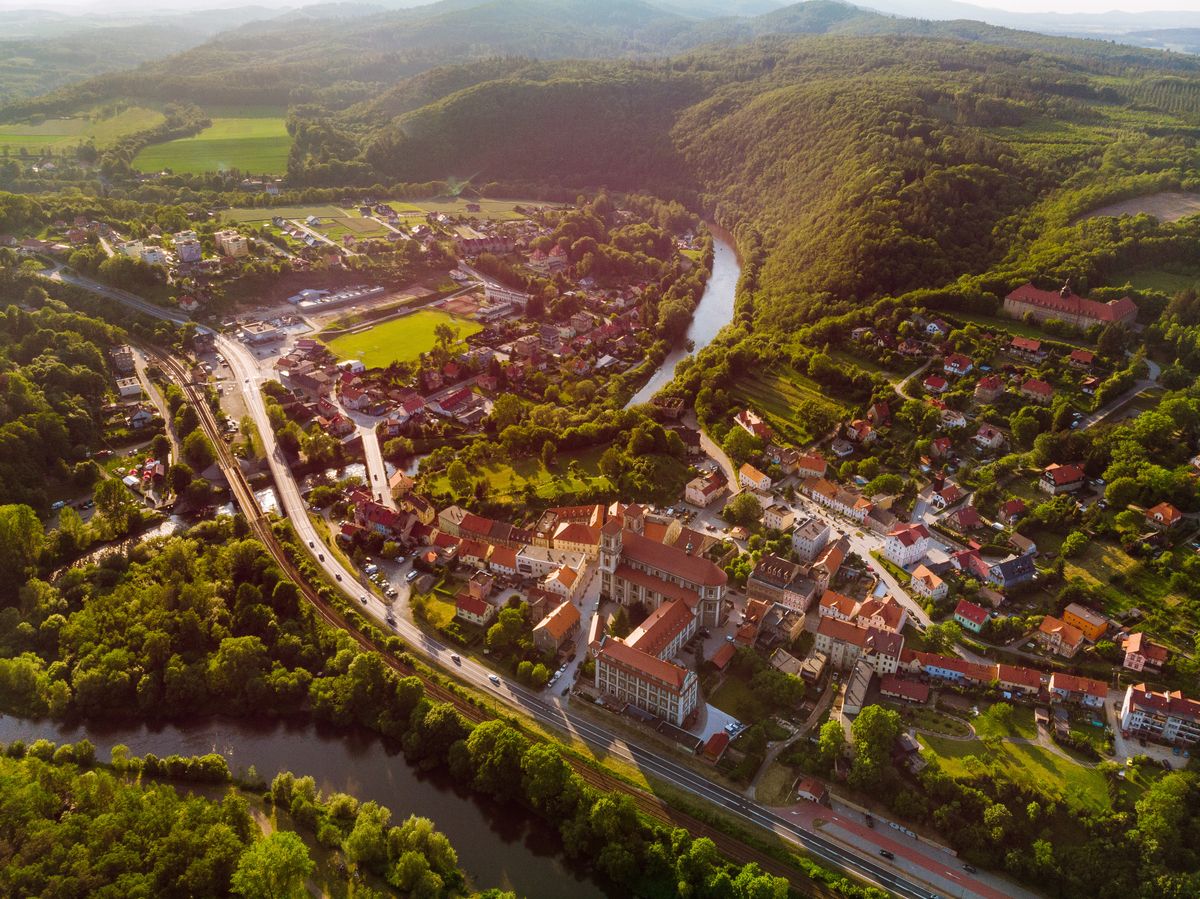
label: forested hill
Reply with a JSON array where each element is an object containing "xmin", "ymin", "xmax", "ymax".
[
  {"xmin": 350, "ymin": 33, "xmax": 1200, "ymax": 321},
  {"xmin": 12, "ymin": 0, "xmax": 1197, "ymax": 118}
]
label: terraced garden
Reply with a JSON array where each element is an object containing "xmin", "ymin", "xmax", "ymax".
[{"xmin": 730, "ymin": 367, "xmax": 848, "ymax": 446}]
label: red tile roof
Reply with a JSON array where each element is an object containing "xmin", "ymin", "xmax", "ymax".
[
  {"xmin": 455, "ymin": 593, "xmax": 491, "ymax": 618},
  {"xmin": 597, "ymin": 638, "xmax": 689, "ymax": 691},
  {"xmin": 1006, "ymin": 283, "xmax": 1137, "ymax": 324},
  {"xmin": 954, "ymin": 599, "xmax": 990, "ymax": 626},
  {"xmin": 710, "ymin": 641, "xmax": 736, "ymax": 670},
  {"xmin": 1050, "ymin": 672, "xmax": 1107, "ymax": 699},
  {"xmin": 615, "ymin": 564, "xmax": 698, "ymax": 608},
  {"xmin": 1042, "ymin": 463, "xmax": 1085, "ymax": 486},
  {"xmin": 621, "ymin": 529, "xmax": 726, "ymax": 588},
  {"xmin": 880, "ymin": 675, "xmax": 930, "ymax": 703},
  {"xmin": 627, "ymin": 598, "xmax": 694, "ymax": 658},
  {"xmin": 535, "ymin": 601, "xmax": 581, "ymax": 641}
]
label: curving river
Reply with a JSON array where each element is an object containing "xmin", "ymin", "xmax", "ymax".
[
  {"xmin": 626, "ymin": 227, "xmax": 740, "ymax": 408},
  {"xmin": 0, "ymin": 714, "xmax": 608, "ymax": 898}
]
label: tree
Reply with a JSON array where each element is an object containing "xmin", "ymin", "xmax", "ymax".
[
  {"xmin": 722, "ymin": 427, "xmax": 762, "ymax": 466},
  {"xmin": 183, "ymin": 431, "xmax": 215, "ymax": 471},
  {"xmin": 724, "ymin": 491, "xmax": 762, "ymax": 526},
  {"xmin": 598, "ymin": 446, "xmax": 626, "ymax": 480},
  {"xmin": 466, "ymin": 720, "xmax": 531, "ymax": 801},
  {"xmin": 0, "ymin": 504, "xmax": 43, "ymax": 588},
  {"xmin": 816, "ymin": 719, "xmax": 846, "ymax": 771},
  {"xmin": 924, "ymin": 620, "xmax": 963, "ymax": 653},
  {"xmin": 849, "ymin": 704, "xmax": 901, "ymax": 791},
  {"xmin": 447, "ymin": 460, "xmax": 471, "ymax": 495},
  {"xmin": 491, "ymin": 393, "xmax": 524, "ymax": 431},
  {"xmin": 231, "ymin": 831, "xmax": 314, "ymax": 899}
]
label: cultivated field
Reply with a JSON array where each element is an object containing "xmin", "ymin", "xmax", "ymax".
[
  {"xmin": 0, "ymin": 106, "xmax": 164, "ymax": 154},
  {"xmin": 323, "ymin": 309, "xmax": 481, "ymax": 368},
  {"xmin": 133, "ymin": 111, "xmax": 291, "ymax": 175},
  {"xmin": 730, "ymin": 367, "xmax": 849, "ymax": 446}
]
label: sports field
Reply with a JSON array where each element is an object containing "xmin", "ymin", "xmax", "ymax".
[
  {"xmin": 323, "ymin": 310, "xmax": 481, "ymax": 369},
  {"xmin": 0, "ymin": 106, "xmax": 164, "ymax": 154},
  {"xmin": 133, "ymin": 112, "xmax": 291, "ymax": 175}
]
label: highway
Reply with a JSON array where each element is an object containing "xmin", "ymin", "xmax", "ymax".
[{"xmin": 57, "ymin": 266, "xmax": 969, "ymax": 898}]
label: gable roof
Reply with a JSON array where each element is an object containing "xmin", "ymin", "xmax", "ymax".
[
  {"xmin": 1042, "ymin": 462, "xmax": 1085, "ymax": 485},
  {"xmin": 535, "ymin": 601, "xmax": 581, "ymax": 641},
  {"xmin": 954, "ymin": 599, "xmax": 990, "ymax": 626},
  {"xmin": 1006, "ymin": 282, "xmax": 1138, "ymax": 323}
]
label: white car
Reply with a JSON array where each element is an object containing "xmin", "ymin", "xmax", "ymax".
[{"xmin": 488, "ymin": 674, "xmax": 501, "ymax": 686}]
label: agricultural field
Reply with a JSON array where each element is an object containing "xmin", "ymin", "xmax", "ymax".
[
  {"xmin": 317, "ymin": 216, "xmax": 392, "ymax": 242},
  {"xmin": 0, "ymin": 106, "xmax": 163, "ymax": 154},
  {"xmin": 323, "ymin": 309, "xmax": 481, "ymax": 368},
  {"xmin": 133, "ymin": 110, "xmax": 290, "ymax": 175},
  {"xmin": 730, "ymin": 367, "xmax": 849, "ymax": 446}
]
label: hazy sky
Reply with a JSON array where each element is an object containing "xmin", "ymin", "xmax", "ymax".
[{"xmin": 5, "ymin": 0, "xmax": 1200, "ymax": 14}]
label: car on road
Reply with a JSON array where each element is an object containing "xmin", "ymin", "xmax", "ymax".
[
  {"xmin": 318, "ymin": 553, "xmax": 325, "ymax": 561},
  {"xmin": 308, "ymin": 540, "xmax": 314, "ymax": 548},
  {"xmin": 360, "ymin": 595, "xmax": 368, "ymax": 605},
  {"xmin": 335, "ymin": 573, "xmax": 342, "ymax": 581},
  {"xmin": 864, "ymin": 814, "xmax": 874, "ymax": 828},
  {"xmin": 451, "ymin": 654, "xmax": 461, "ymax": 665},
  {"xmin": 488, "ymin": 674, "xmax": 501, "ymax": 686},
  {"xmin": 879, "ymin": 850, "xmax": 894, "ymax": 860},
  {"xmin": 405, "ymin": 570, "xmax": 419, "ymax": 582},
  {"xmin": 962, "ymin": 864, "xmax": 977, "ymax": 873}
]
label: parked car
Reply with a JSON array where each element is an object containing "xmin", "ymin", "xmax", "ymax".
[
  {"xmin": 879, "ymin": 850, "xmax": 894, "ymax": 860},
  {"xmin": 406, "ymin": 570, "xmax": 419, "ymax": 582}
]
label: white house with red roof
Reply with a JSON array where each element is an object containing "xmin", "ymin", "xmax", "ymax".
[
  {"xmin": 1039, "ymin": 463, "xmax": 1086, "ymax": 495},
  {"xmin": 883, "ymin": 523, "xmax": 930, "ymax": 568},
  {"xmin": 943, "ymin": 353, "xmax": 974, "ymax": 377},
  {"xmin": 953, "ymin": 599, "xmax": 990, "ymax": 633}
]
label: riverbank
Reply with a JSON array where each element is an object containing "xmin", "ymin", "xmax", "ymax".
[
  {"xmin": 626, "ymin": 226, "xmax": 740, "ymax": 407},
  {"xmin": 0, "ymin": 713, "xmax": 609, "ymax": 899}
]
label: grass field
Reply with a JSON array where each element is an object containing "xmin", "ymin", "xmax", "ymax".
[
  {"xmin": 223, "ymin": 204, "xmax": 346, "ymax": 224},
  {"xmin": 709, "ymin": 677, "xmax": 763, "ymax": 723},
  {"xmin": 133, "ymin": 111, "xmax": 290, "ymax": 175},
  {"xmin": 730, "ymin": 367, "xmax": 848, "ymax": 446},
  {"xmin": 918, "ymin": 733, "xmax": 1114, "ymax": 813},
  {"xmin": 1119, "ymin": 266, "xmax": 1200, "ymax": 294},
  {"xmin": 318, "ymin": 217, "xmax": 391, "ymax": 241},
  {"xmin": 417, "ymin": 197, "xmax": 545, "ymax": 221},
  {"xmin": 323, "ymin": 310, "xmax": 482, "ymax": 368},
  {"xmin": 426, "ymin": 445, "xmax": 616, "ymax": 502},
  {"xmin": 0, "ymin": 106, "xmax": 164, "ymax": 154}
]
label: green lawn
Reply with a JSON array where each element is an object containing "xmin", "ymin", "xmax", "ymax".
[
  {"xmin": 318, "ymin": 217, "xmax": 390, "ymax": 241},
  {"xmin": 710, "ymin": 677, "xmax": 763, "ymax": 724},
  {"xmin": 133, "ymin": 111, "xmax": 290, "ymax": 175},
  {"xmin": 323, "ymin": 310, "xmax": 482, "ymax": 369},
  {"xmin": 1119, "ymin": 266, "xmax": 1200, "ymax": 294},
  {"xmin": 951, "ymin": 312, "xmax": 1092, "ymax": 349},
  {"xmin": 415, "ymin": 197, "xmax": 543, "ymax": 221},
  {"xmin": 974, "ymin": 704, "xmax": 1039, "ymax": 740},
  {"xmin": 223, "ymin": 204, "xmax": 346, "ymax": 224},
  {"xmin": 918, "ymin": 733, "xmax": 1115, "ymax": 813},
  {"xmin": 427, "ymin": 444, "xmax": 616, "ymax": 502},
  {"xmin": 0, "ymin": 106, "xmax": 164, "ymax": 154}
]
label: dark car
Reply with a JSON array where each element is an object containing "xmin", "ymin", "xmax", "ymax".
[
  {"xmin": 879, "ymin": 849, "xmax": 894, "ymax": 860},
  {"xmin": 962, "ymin": 864, "xmax": 977, "ymax": 874},
  {"xmin": 864, "ymin": 814, "xmax": 875, "ymax": 828}
]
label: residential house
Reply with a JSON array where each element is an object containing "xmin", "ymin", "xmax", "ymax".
[
  {"xmin": 1000, "ymin": 499, "xmax": 1027, "ymax": 524},
  {"xmin": 856, "ymin": 595, "xmax": 907, "ymax": 633},
  {"xmin": 813, "ymin": 618, "xmax": 904, "ymax": 675},
  {"xmin": 685, "ymin": 471, "xmax": 726, "ymax": 507},
  {"xmin": 1062, "ymin": 602, "xmax": 1107, "ymax": 642},
  {"xmin": 1009, "ymin": 533, "xmax": 1037, "ymax": 557},
  {"xmin": 818, "ymin": 590, "xmax": 859, "ymax": 622},
  {"xmin": 1069, "ymin": 349, "xmax": 1096, "ymax": 369},
  {"xmin": 1122, "ymin": 632, "xmax": 1169, "ymax": 673},
  {"xmin": 973, "ymin": 424, "xmax": 1005, "ymax": 452},
  {"xmin": 1020, "ymin": 378, "xmax": 1054, "ymax": 405},
  {"xmin": 996, "ymin": 664, "xmax": 1043, "ymax": 697},
  {"xmin": 943, "ymin": 353, "xmax": 974, "ymax": 377},
  {"xmin": 1009, "ymin": 336, "xmax": 1045, "ymax": 361},
  {"xmin": 923, "ymin": 374, "xmax": 949, "ymax": 394},
  {"xmin": 1146, "ymin": 502, "xmax": 1182, "ymax": 530},
  {"xmin": 734, "ymin": 408, "xmax": 773, "ymax": 441},
  {"xmin": 910, "ymin": 564, "xmax": 948, "ymax": 601},
  {"xmin": 791, "ymin": 516, "xmax": 831, "ymax": 563},
  {"xmin": 1049, "ymin": 672, "xmax": 1107, "ymax": 709},
  {"xmin": 880, "ymin": 675, "xmax": 930, "ymax": 704},
  {"xmin": 763, "ymin": 504, "xmax": 796, "ymax": 532},
  {"xmin": 795, "ymin": 777, "xmax": 831, "ymax": 805},
  {"xmin": 455, "ymin": 592, "xmax": 496, "ymax": 627},
  {"xmin": 1039, "ymin": 463, "xmax": 1086, "ymax": 495},
  {"xmin": 1120, "ymin": 684, "xmax": 1200, "ymax": 747},
  {"xmin": 532, "ymin": 601, "xmax": 581, "ymax": 655},
  {"xmin": 953, "ymin": 599, "xmax": 991, "ymax": 633},
  {"xmin": 1037, "ymin": 615, "xmax": 1084, "ymax": 658},
  {"xmin": 987, "ymin": 554, "xmax": 1036, "ymax": 589},
  {"xmin": 794, "ymin": 451, "xmax": 828, "ymax": 480},
  {"xmin": 802, "ymin": 478, "xmax": 872, "ymax": 522},
  {"xmin": 940, "ymin": 407, "xmax": 968, "ymax": 429},
  {"xmin": 973, "ymin": 374, "xmax": 1004, "ymax": 404},
  {"xmin": 544, "ymin": 564, "xmax": 582, "ymax": 601},
  {"xmin": 867, "ymin": 402, "xmax": 891, "ymax": 427},
  {"xmin": 947, "ymin": 504, "xmax": 983, "ymax": 533},
  {"xmin": 926, "ymin": 319, "xmax": 950, "ymax": 337},
  {"xmin": 931, "ymin": 436, "xmax": 952, "ymax": 459},
  {"xmin": 747, "ymin": 554, "xmax": 817, "ymax": 613},
  {"xmin": 811, "ymin": 537, "xmax": 850, "ymax": 593},
  {"xmin": 738, "ymin": 463, "xmax": 771, "ymax": 492},
  {"xmin": 883, "ymin": 523, "xmax": 930, "ymax": 568},
  {"xmin": 846, "ymin": 419, "xmax": 876, "ymax": 443}
]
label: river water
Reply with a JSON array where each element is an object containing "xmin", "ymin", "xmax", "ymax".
[
  {"xmin": 0, "ymin": 715, "xmax": 607, "ymax": 898},
  {"xmin": 626, "ymin": 228, "xmax": 740, "ymax": 408}
]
